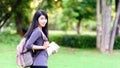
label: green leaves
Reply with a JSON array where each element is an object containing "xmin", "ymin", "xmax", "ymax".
[{"xmin": 62, "ymin": 0, "xmax": 96, "ymax": 20}]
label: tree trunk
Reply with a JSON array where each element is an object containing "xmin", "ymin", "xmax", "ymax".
[
  {"xmin": 96, "ymin": 0, "xmax": 101, "ymax": 49},
  {"xmin": 116, "ymin": 17, "xmax": 120, "ymax": 36},
  {"xmin": 116, "ymin": 0, "xmax": 120, "ymax": 36},
  {"xmin": 15, "ymin": 12, "xmax": 24, "ymax": 36},
  {"xmin": 106, "ymin": 3, "xmax": 112, "ymax": 52},
  {"xmin": 100, "ymin": 0, "xmax": 111, "ymax": 53},
  {"xmin": 115, "ymin": 0, "xmax": 119, "ymax": 11},
  {"xmin": 109, "ymin": 1, "xmax": 120, "ymax": 53},
  {"xmin": 101, "ymin": 0, "xmax": 107, "ymax": 53},
  {"xmin": 77, "ymin": 22, "xmax": 80, "ymax": 34},
  {"xmin": 0, "ymin": 13, "xmax": 11, "ymax": 29}
]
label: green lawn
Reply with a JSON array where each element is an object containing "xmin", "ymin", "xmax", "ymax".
[
  {"xmin": 0, "ymin": 32, "xmax": 120, "ymax": 68},
  {"xmin": 49, "ymin": 47, "xmax": 120, "ymax": 68},
  {"xmin": 0, "ymin": 45, "xmax": 120, "ymax": 68}
]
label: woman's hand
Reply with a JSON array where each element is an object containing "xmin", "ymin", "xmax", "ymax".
[
  {"xmin": 43, "ymin": 41, "xmax": 49, "ymax": 49},
  {"xmin": 52, "ymin": 50, "xmax": 56, "ymax": 54}
]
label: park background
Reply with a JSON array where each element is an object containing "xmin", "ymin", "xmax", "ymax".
[{"xmin": 0, "ymin": 0, "xmax": 120, "ymax": 68}]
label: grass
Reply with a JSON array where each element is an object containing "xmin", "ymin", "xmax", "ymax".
[
  {"xmin": 49, "ymin": 30, "xmax": 96, "ymax": 35},
  {"xmin": 49, "ymin": 47, "xmax": 120, "ymax": 68},
  {"xmin": 0, "ymin": 31, "xmax": 120, "ymax": 68},
  {"xmin": 0, "ymin": 46, "xmax": 120, "ymax": 68},
  {"xmin": 0, "ymin": 44, "xmax": 120, "ymax": 68}
]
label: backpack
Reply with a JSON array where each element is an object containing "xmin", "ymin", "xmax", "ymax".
[
  {"xmin": 16, "ymin": 29, "xmax": 45, "ymax": 68},
  {"xmin": 16, "ymin": 38, "xmax": 33, "ymax": 68}
]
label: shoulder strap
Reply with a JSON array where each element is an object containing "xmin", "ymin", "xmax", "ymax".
[{"xmin": 22, "ymin": 38, "xmax": 27, "ymax": 53}]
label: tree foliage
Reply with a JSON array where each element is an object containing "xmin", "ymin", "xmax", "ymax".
[
  {"xmin": 60, "ymin": 0, "xmax": 96, "ymax": 33},
  {"xmin": 0, "ymin": 0, "xmax": 96, "ymax": 35},
  {"xmin": 0, "ymin": 0, "xmax": 32, "ymax": 35}
]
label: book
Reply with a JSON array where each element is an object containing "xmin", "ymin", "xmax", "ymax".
[{"xmin": 47, "ymin": 42, "xmax": 60, "ymax": 56}]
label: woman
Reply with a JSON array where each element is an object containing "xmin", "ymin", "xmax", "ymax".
[{"xmin": 25, "ymin": 10, "xmax": 49, "ymax": 68}]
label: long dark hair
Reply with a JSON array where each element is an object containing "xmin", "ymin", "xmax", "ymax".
[{"xmin": 24, "ymin": 10, "xmax": 48, "ymax": 40}]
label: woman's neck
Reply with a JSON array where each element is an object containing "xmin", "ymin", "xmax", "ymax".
[
  {"xmin": 38, "ymin": 26, "xmax": 42, "ymax": 32},
  {"xmin": 38, "ymin": 26, "xmax": 42, "ymax": 30}
]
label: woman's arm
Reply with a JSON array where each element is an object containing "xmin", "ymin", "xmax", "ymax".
[
  {"xmin": 26, "ymin": 29, "xmax": 49, "ymax": 50},
  {"xmin": 32, "ymin": 41, "xmax": 49, "ymax": 50}
]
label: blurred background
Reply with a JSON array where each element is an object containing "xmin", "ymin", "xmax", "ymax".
[
  {"xmin": 0, "ymin": 0, "xmax": 120, "ymax": 68},
  {"xmin": 0, "ymin": 0, "xmax": 97, "ymax": 35}
]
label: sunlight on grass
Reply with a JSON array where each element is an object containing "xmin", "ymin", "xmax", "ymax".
[
  {"xmin": 49, "ymin": 30, "xmax": 77, "ymax": 35},
  {"xmin": 49, "ymin": 30, "xmax": 96, "ymax": 35}
]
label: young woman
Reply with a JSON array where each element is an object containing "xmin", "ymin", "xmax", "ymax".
[{"xmin": 25, "ymin": 10, "xmax": 49, "ymax": 68}]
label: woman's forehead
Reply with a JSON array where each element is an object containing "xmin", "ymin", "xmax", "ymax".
[{"xmin": 39, "ymin": 15, "xmax": 46, "ymax": 18}]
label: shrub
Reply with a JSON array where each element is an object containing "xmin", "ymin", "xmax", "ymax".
[
  {"xmin": 114, "ymin": 36, "xmax": 120, "ymax": 49},
  {"xmin": 49, "ymin": 34, "xmax": 96, "ymax": 48},
  {"xmin": 49, "ymin": 34, "xmax": 120, "ymax": 49},
  {"xmin": 1, "ymin": 32, "xmax": 120, "ymax": 49}
]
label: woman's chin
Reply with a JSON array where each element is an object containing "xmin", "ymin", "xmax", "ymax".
[{"xmin": 42, "ymin": 25, "xmax": 45, "ymax": 27}]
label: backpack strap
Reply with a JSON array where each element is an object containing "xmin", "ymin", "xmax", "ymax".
[{"xmin": 21, "ymin": 38, "xmax": 27, "ymax": 54}]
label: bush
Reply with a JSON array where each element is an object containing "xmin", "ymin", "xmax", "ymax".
[
  {"xmin": 49, "ymin": 34, "xmax": 96, "ymax": 48},
  {"xmin": 1, "ymin": 32, "xmax": 120, "ymax": 49},
  {"xmin": 49, "ymin": 34, "xmax": 120, "ymax": 49},
  {"xmin": 0, "ymin": 32, "xmax": 21, "ymax": 47},
  {"xmin": 114, "ymin": 36, "xmax": 120, "ymax": 49}
]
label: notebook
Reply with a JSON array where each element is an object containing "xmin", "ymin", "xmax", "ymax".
[{"xmin": 47, "ymin": 42, "xmax": 60, "ymax": 56}]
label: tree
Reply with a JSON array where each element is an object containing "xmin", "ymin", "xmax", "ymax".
[
  {"xmin": 0, "ymin": 0, "xmax": 13, "ymax": 29},
  {"xmin": 100, "ymin": 0, "xmax": 112, "ymax": 53},
  {"xmin": 116, "ymin": 0, "xmax": 120, "ymax": 36},
  {"xmin": 96, "ymin": 0, "xmax": 120, "ymax": 53},
  {"xmin": 13, "ymin": 0, "xmax": 32, "ymax": 35},
  {"xmin": 0, "ymin": 0, "xmax": 62, "ymax": 35},
  {"xmin": 109, "ymin": 0, "xmax": 120, "ymax": 53},
  {"xmin": 0, "ymin": 0, "xmax": 32, "ymax": 35},
  {"xmin": 61, "ymin": 0, "xmax": 96, "ymax": 34},
  {"xmin": 96, "ymin": 0, "xmax": 101, "ymax": 49}
]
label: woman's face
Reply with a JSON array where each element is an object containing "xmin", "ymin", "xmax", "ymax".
[{"xmin": 38, "ymin": 15, "xmax": 47, "ymax": 27}]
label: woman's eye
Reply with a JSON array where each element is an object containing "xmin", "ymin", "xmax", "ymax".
[
  {"xmin": 41, "ymin": 17, "xmax": 45, "ymax": 20},
  {"xmin": 41, "ymin": 18, "xmax": 47, "ymax": 20}
]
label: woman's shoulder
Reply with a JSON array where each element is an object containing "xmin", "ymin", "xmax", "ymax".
[{"xmin": 33, "ymin": 27, "xmax": 42, "ymax": 35}]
